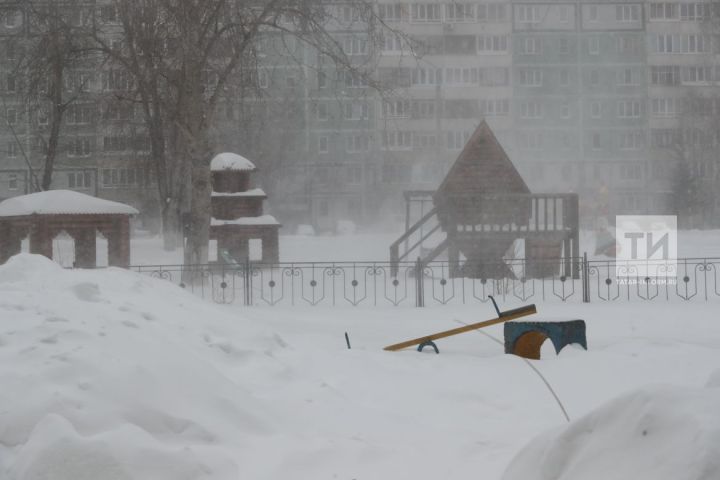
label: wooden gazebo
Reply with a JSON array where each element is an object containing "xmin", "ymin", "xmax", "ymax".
[
  {"xmin": 391, "ymin": 121, "xmax": 580, "ymax": 279},
  {"xmin": 0, "ymin": 190, "xmax": 138, "ymax": 267},
  {"xmin": 209, "ymin": 153, "xmax": 280, "ymax": 263}
]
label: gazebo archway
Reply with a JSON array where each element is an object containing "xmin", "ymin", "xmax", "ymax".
[{"xmin": 0, "ymin": 190, "xmax": 138, "ymax": 268}]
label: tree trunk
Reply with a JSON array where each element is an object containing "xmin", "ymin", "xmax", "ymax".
[
  {"xmin": 161, "ymin": 200, "xmax": 182, "ymax": 251},
  {"xmin": 183, "ymin": 160, "xmax": 212, "ymax": 265},
  {"xmin": 41, "ymin": 42, "xmax": 65, "ymax": 191}
]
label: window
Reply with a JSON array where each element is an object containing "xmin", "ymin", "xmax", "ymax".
[
  {"xmin": 683, "ymin": 97, "xmax": 713, "ymax": 116},
  {"xmin": 4, "ymin": 9, "xmax": 19, "ymax": 28},
  {"xmin": 478, "ymin": 67, "xmax": 509, "ymax": 86},
  {"xmin": 103, "ymin": 136, "xmax": 129, "ymax": 152},
  {"xmin": 8, "ymin": 173, "xmax": 18, "ymax": 191},
  {"xmin": 411, "ymin": 4, "xmax": 441, "ymax": 22},
  {"xmin": 346, "ymin": 134, "xmax": 370, "ymax": 152},
  {"xmin": 412, "ymin": 100, "xmax": 436, "ymax": 118},
  {"xmin": 656, "ymin": 34, "xmax": 711, "ymax": 53},
  {"xmin": 413, "ymin": 132, "xmax": 437, "ymax": 148},
  {"xmin": 590, "ymin": 102, "xmax": 601, "ymax": 118},
  {"xmin": 341, "ymin": 5, "xmax": 362, "ymax": 23},
  {"xmin": 342, "ymin": 36, "xmax": 368, "ymax": 56},
  {"xmin": 313, "ymin": 71, "xmax": 325, "ymax": 90},
  {"xmin": 7, "ymin": 142, "xmax": 18, "ymax": 158},
  {"xmin": 680, "ymin": 3, "xmax": 709, "ymax": 21},
  {"xmin": 446, "ymin": 131, "xmax": 470, "ymax": 150},
  {"xmin": 619, "ymin": 131, "xmax": 645, "ymax": 150},
  {"xmin": 477, "ymin": 35, "xmax": 508, "ymax": 53},
  {"xmin": 5, "ymin": 108, "xmax": 16, "ymax": 125},
  {"xmin": 411, "ymin": 68, "xmax": 442, "ymax": 86},
  {"xmin": 67, "ymin": 137, "xmax": 92, "ymax": 157},
  {"xmin": 616, "ymin": 5, "xmax": 640, "ymax": 22},
  {"xmin": 37, "ymin": 108, "xmax": 49, "ymax": 125},
  {"xmin": 343, "ymin": 71, "xmax": 368, "ymax": 88},
  {"xmin": 588, "ymin": 37, "xmax": 600, "ymax": 55},
  {"xmin": 102, "ymin": 168, "xmax": 142, "ymax": 187},
  {"xmin": 382, "ymin": 130, "xmax": 412, "ymax": 150},
  {"xmin": 617, "ymin": 36, "xmax": 639, "ymax": 54},
  {"xmin": 520, "ymin": 101, "xmax": 543, "ymax": 119},
  {"xmin": 478, "ymin": 4, "xmax": 506, "ymax": 22},
  {"xmin": 444, "ymin": 67, "xmax": 478, "ymax": 85},
  {"xmin": 588, "ymin": 5, "xmax": 598, "ymax": 21},
  {"xmin": 445, "ymin": 3, "xmax": 474, "ymax": 22},
  {"xmin": 382, "ymin": 33, "xmax": 404, "ymax": 54},
  {"xmin": 517, "ymin": 131, "xmax": 544, "ymax": 150},
  {"xmin": 519, "ymin": 69, "xmax": 542, "ymax": 87},
  {"xmin": 6, "ymin": 74, "xmax": 15, "ymax": 93},
  {"xmin": 258, "ymin": 70, "xmax": 268, "ymax": 88},
  {"xmin": 318, "ymin": 135, "xmax": 328, "ymax": 153},
  {"xmin": 66, "ymin": 104, "xmax": 94, "ymax": 125},
  {"xmin": 650, "ymin": 3, "xmax": 678, "ymax": 20},
  {"xmin": 344, "ymin": 102, "xmax": 368, "ymax": 120},
  {"xmin": 480, "ymin": 99, "xmax": 510, "ymax": 116},
  {"xmin": 682, "ymin": 66, "xmax": 712, "ymax": 84},
  {"xmin": 651, "ymin": 98, "xmax": 677, "ymax": 117},
  {"xmin": 559, "ymin": 6, "xmax": 570, "ymax": 22},
  {"xmin": 617, "ymin": 68, "xmax": 640, "ymax": 86},
  {"xmin": 100, "ymin": 5, "xmax": 118, "ymax": 22},
  {"xmin": 378, "ymin": 4, "xmax": 405, "ymax": 22},
  {"xmin": 383, "ymin": 99, "xmax": 410, "ymax": 118},
  {"xmin": 520, "ymin": 37, "xmax": 542, "ymax": 55},
  {"xmin": 67, "ymin": 171, "xmax": 92, "ymax": 188},
  {"xmin": 592, "ymin": 132, "xmax": 601, "ymax": 149},
  {"xmin": 651, "ymin": 66, "xmax": 680, "ymax": 85},
  {"xmin": 617, "ymin": 100, "xmax": 642, "ymax": 118},
  {"xmin": 103, "ymin": 69, "xmax": 131, "ymax": 91},
  {"xmin": 559, "ymin": 38, "xmax": 570, "ymax": 54},
  {"xmin": 317, "ymin": 103, "xmax": 328, "ymax": 120},
  {"xmin": 517, "ymin": 5, "xmax": 540, "ymax": 24},
  {"xmin": 652, "ymin": 129, "xmax": 681, "ymax": 147}
]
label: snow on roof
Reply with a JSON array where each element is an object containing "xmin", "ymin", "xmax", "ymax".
[
  {"xmin": 211, "ymin": 188, "xmax": 266, "ymax": 198},
  {"xmin": 0, "ymin": 190, "xmax": 139, "ymax": 217},
  {"xmin": 211, "ymin": 215, "xmax": 280, "ymax": 226},
  {"xmin": 210, "ymin": 152, "xmax": 256, "ymax": 172}
]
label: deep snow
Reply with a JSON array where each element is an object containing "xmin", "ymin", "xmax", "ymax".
[{"xmin": 1, "ymin": 254, "xmax": 719, "ymax": 479}]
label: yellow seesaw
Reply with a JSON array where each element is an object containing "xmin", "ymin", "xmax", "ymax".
[{"xmin": 383, "ymin": 296, "xmax": 537, "ymax": 353}]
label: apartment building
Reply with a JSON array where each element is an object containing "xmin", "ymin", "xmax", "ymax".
[
  {"xmin": 0, "ymin": 1, "xmax": 158, "ymax": 227},
  {"xmin": 1, "ymin": 1, "xmax": 719, "ymax": 232}
]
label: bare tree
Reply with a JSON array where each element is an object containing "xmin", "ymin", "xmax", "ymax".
[
  {"xmin": 11, "ymin": 1, "xmax": 97, "ymax": 191},
  {"xmin": 90, "ymin": 0, "xmax": 392, "ymax": 264}
]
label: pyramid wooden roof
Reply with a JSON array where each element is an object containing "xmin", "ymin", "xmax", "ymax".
[{"xmin": 435, "ymin": 120, "xmax": 530, "ymax": 200}]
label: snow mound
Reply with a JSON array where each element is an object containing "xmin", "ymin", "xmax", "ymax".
[
  {"xmin": 210, "ymin": 152, "xmax": 256, "ymax": 172},
  {"xmin": 0, "ymin": 254, "xmax": 280, "ymax": 479},
  {"xmin": 211, "ymin": 214, "xmax": 279, "ymax": 226},
  {"xmin": 502, "ymin": 385, "xmax": 720, "ymax": 480},
  {"xmin": 0, "ymin": 190, "xmax": 138, "ymax": 217}
]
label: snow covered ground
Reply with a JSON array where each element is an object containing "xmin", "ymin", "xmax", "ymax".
[
  {"xmin": 1, "ymin": 254, "xmax": 719, "ymax": 479},
  {"xmin": 35, "ymin": 227, "xmax": 720, "ymax": 268}
]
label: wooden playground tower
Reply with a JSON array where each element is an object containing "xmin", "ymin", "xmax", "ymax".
[{"xmin": 390, "ymin": 121, "xmax": 580, "ymax": 279}]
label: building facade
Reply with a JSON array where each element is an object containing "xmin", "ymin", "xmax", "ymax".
[{"xmin": 1, "ymin": 1, "xmax": 718, "ymax": 232}]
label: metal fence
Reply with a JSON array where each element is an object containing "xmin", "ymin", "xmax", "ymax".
[{"xmin": 130, "ymin": 256, "xmax": 720, "ymax": 306}]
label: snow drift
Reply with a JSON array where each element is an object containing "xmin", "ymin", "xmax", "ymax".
[
  {"xmin": 503, "ymin": 382, "xmax": 720, "ymax": 480},
  {"xmin": 0, "ymin": 255, "xmax": 278, "ymax": 479}
]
